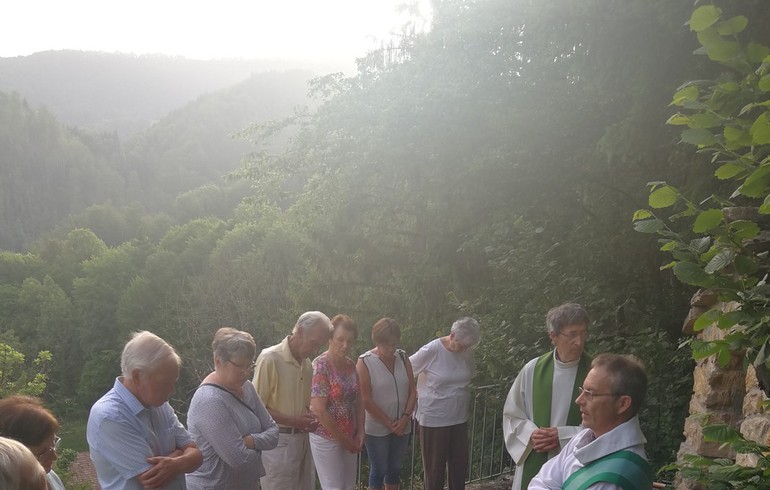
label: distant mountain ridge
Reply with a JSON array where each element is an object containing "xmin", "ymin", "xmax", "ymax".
[
  {"xmin": 0, "ymin": 55, "xmax": 315, "ymax": 250},
  {"xmin": 0, "ymin": 50, "xmax": 344, "ymax": 136}
]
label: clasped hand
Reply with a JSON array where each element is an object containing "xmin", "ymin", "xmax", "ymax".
[{"xmin": 531, "ymin": 427, "xmax": 559, "ymax": 453}]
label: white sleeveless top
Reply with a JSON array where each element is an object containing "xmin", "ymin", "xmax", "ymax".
[{"xmin": 360, "ymin": 349, "xmax": 411, "ymax": 436}]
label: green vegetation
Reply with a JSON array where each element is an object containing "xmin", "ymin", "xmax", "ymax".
[
  {"xmin": 5, "ymin": 0, "xmax": 769, "ymax": 481},
  {"xmin": 635, "ymin": 2, "xmax": 770, "ymax": 487}
]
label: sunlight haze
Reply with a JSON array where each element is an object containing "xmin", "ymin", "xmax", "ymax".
[{"xmin": 1, "ymin": 0, "xmax": 431, "ymax": 63}]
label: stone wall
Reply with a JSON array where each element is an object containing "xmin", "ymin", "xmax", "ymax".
[{"xmin": 676, "ymin": 291, "xmax": 770, "ymax": 489}]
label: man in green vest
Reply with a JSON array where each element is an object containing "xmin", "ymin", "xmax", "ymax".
[
  {"xmin": 529, "ymin": 354, "xmax": 652, "ymax": 490},
  {"xmin": 503, "ymin": 303, "xmax": 592, "ymax": 490}
]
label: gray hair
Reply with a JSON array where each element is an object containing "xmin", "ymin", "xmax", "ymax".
[
  {"xmin": 121, "ymin": 331, "xmax": 181, "ymax": 378},
  {"xmin": 546, "ymin": 303, "xmax": 589, "ymax": 335},
  {"xmin": 212, "ymin": 327, "xmax": 256, "ymax": 362},
  {"xmin": 592, "ymin": 354, "xmax": 648, "ymax": 417},
  {"xmin": 0, "ymin": 437, "xmax": 48, "ymax": 490},
  {"xmin": 293, "ymin": 311, "xmax": 332, "ymax": 335},
  {"xmin": 451, "ymin": 317, "xmax": 480, "ymax": 346}
]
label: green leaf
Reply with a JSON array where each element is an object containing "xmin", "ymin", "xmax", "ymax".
[
  {"xmin": 759, "ymin": 195, "xmax": 770, "ymax": 215},
  {"xmin": 730, "ymin": 220, "xmax": 760, "ymax": 240},
  {"xmin": 704, "ymin": 249, "xmax": 734, "ymax": 273},
  {"xmin": 672, "ymin": 85, "xmax": 699, "ymax": 106},
  {"xmin": 751, "ymin": 112, "xmax": 770, "ymax": 145},
  {"xmin": 689, "ymin": 5, "xmax": 722, "ymax": 32},
  {"xmin": 681, "ymin": 128, "xmax": 716, "ymax": 147},
  {"xmin": 707, "ymin": 39, "xmax": 741, "ymax": 62},
  {"xmin": 759, "ymin": 76, "xmax": 770, "ymax": 93},
  {"xmin": 632, "ymin": 209, "xmax": 652, "ymax": 221},
  {"xmin": 717, "ymin": 81, "xmax": 739, "ymax": 93},
  {"xmin": 718, "ymin": 311, "xmax": 750, "ymax": 329},
  {"xmin": 666, "ymin": 113, "xmax": 690, "ymax": 126},
  {"xmin": 634, "ymin": 218, "xmax": 664, "ymax": 233},
  {"xmin": 702, "ymin": 424, "xmax": 743, "ymax": 444},
  {"xmin": 660, "ymin": 240, "xmax": 678, "ymax": 252},
  {"xmin": 715, "ymin": 163, "xmax": 746, "ymax": 180},
  {"xmin": 734, "ymin": 255, "xmax": 759, "ymax": 275},
  {"xmin": 715, "ymin": 16, "xmax": 748, "ymax": 35},
  {"xmin": 739, "ymin": 165, "xmax": 770, "ymax": 198},
  {"xmin": 724, "ymin": 125, "xmax": 746, "ymax": 142},
  {"xmin": 717, "ymin": 346, "xmax": 732, "ymax": 367},
  {"xmin": 691, "ymin": 339, "xmax": 720, "ymax": 359},
  {"xmin": 693, "ymin": 209, "xmax": 723, "ymax": 232},
  {"xmin": 673, "ymin": 261, "xmax": 713, "ymax": 287},
  {"xmin": 649, "ymin": 185, "xmax": 678, "ymax": 208},
  {"xmin": 689, "ymin": 112, "xmax": 721, "ymax": 129},
  {"xmin": 660, "ymin": 261, "xmax": 676, "ymax": 270},
  {"xmin": 690, "ymin": 236, "xmax": 711, "ymax": 253},
  {"xmin": 747, "ymin": 42, "xmax": 770, "ymax": 63},
  {"xmin": 694, "ymin": 308, "xmax": 721, "ymax": 332}
]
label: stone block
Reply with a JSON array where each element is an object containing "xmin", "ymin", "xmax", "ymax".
[{"xmin": 740, "ymin": 415, "xmax": 770, "ymax": 446}]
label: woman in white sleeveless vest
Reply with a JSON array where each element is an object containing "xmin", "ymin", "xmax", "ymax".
[{"xmin": 356, "ymin": 318, "xmax": 417, "ymax": 490}]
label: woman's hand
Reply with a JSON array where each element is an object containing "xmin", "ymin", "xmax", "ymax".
[
  {"xmin": 242, "ymin": 435, "xmax": 255, "ymax": 449},
  {"xmin": 342, "ymin": 434, "xmax": 363, "ymax": 454},
  {"xmin": 391, "ymin": 415, "xmax": 410, "ymax": 436}
]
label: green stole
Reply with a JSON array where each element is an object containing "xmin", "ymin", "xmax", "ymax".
[
  {"xmin": 521, "ymin": 350, "xmax": 591, "ymax": 489},
  {"xmin": 562, "ymin": 449, "xmax": 653, "ymax": 490}
]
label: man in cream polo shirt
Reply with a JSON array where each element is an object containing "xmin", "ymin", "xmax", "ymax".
[{"xmin": 253, "ymin": 311, "xmax": 331, "ymax": 490}]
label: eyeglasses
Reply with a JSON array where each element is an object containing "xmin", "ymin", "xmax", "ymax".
[
  {"xmin": 227, "ymin": 359, "xmax": 256, "ymax": 372},
  {"xmin": 558, "ymin": 330, "xmax": 588, "ymax": 340},
  {"xmin": 34, "ymin": 435, "xmax": 61, "ymax": 458},
  {"xmin": 578, "ymin": 387, "xmax": 619, "ymax": 401}
]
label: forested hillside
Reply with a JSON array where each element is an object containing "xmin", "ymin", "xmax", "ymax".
[
  {"xmin": 4, "ymin": 0, "xmax": 768, "ymax": 477},
  {"xmin": 0, "ymin": 69, "xmax": 312, "ymax": 250}
]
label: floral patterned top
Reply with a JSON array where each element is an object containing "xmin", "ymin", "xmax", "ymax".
[{"xmin": 311, "ymin": 352, "xmax": 360, "ymax": 440}]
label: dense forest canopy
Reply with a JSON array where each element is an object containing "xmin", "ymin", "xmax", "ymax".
[{"xmin": 3, "ymin": 0, "xmax": 768, "ymax": 477}]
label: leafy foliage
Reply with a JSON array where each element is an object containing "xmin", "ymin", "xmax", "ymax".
[
  {"xmin": 635, "ymin": 3, "xmax": 770, "ymax": 372},
  {"xmin": 635, "ymin": 1, "xmax": 770, "ymax": 486},
  {"xmin": 0, "ymin": 342, "xmax": 51, "ymax": 397}
]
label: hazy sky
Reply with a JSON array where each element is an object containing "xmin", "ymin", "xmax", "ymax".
[{"xmin": 1, "ymin": 0, "xmax": 431, "ymax": 62}]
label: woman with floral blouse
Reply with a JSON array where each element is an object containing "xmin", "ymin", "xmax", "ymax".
[{"xmin": 309, "ymin": 314, "xmax": 365, "ymax": 490}]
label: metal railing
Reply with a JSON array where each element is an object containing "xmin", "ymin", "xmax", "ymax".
[{"xmin": 350, "ymin": 383, "xmax": 513, "ymax": 489}]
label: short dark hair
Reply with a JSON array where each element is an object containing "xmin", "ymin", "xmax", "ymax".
[
  {"xmin": 331, "ymin": 314, "xmax": 358, "ymax": 340},
  {"xmin": 546, "ymin": 303, "xmax": 589, "ymax": 335},
  {"xmin": 0, "ymin": 396, "xmax": 59, "ymax": 447},
  {"xmin": 371, "ymin": 318, "xmax": 400, "ymax": 345},
  {"xmin": 592, "ymin": 353, "xmax": 648, "ymax": 417}
]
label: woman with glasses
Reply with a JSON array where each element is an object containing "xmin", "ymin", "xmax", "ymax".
[
  {"xmin": 186, "ymin": 327, "xmax": 279, "ymax": 489},
  {"xmin": 409, "ymin": 317, "xmax": 480, "ymax": 490},
  {"xmin": 0, "ymin": 395, "xmax": 66, "ymax": 490}
]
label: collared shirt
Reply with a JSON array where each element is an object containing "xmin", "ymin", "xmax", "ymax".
[
  {"xmin": 253, "ymin": 336, "xmax": 313, "ymax": 418},
  {"xmin": 87, "ymin": 377, "xmax": 193, "ymax": 490},
  {"xmin": 529, "ymin": 416, "xmax": 648, "ymax": 490}
]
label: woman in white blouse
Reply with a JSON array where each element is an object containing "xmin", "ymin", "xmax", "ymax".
[
  {"xmin": 357, "ymin": 318, "xmax": 417, "ymax": 490},
  {"xmin": 409, "ymin": 317, "xmax": 480, "ymax": 490}
]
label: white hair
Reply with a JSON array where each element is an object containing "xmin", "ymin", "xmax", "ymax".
[
  {"xmin": 451, "ymin": 317, "xmax": 480, "ymax": 346},
  {"xmin": 293, "ymin": 311, "xmax": 332, "ymax": 335},
  {"xmin": 0, "ymin": 436, "xmax": 48, "ymax": 490},
  {"xmin": 121, "ymin": 331, "xmax": 181, "ymax": 378}
]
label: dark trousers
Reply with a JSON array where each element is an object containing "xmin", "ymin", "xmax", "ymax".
[{"xmin": 418, "ymin": 422, "xmax": 468, "ymax": 490}]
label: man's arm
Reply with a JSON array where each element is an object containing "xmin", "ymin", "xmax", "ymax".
[{"xmin": 140, "ymin": 442, "xmax": 202, "ymax": 490}]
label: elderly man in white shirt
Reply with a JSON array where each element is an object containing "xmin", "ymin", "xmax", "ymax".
[{"xmin": 529, "ymin": 353, "xmax": 652, "ymax": 490}]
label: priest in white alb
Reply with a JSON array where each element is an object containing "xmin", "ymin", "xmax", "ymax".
[{"xmin": 502, "ymin": 303, "xmax": 592, "ymax": 490}]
